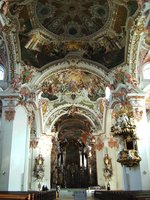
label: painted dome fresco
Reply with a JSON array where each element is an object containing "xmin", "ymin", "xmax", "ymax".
[
  {"xmin": 8, "ymin": 0, "xmax": 139, "ymax": 69},
  {"xmin": 35, "ymin": 0, "xmax": 110, "ymax": 38}
]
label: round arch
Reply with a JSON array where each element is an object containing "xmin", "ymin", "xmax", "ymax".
[
  {"xmin": 31, "ymin": 57, "xmax": 110, "ymax": 87},
  {"xmin": 43, "ymin": 103, "xmax": 102, "ymax": 135}
]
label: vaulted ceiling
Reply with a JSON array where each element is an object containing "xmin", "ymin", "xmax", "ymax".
[
  {"xmin": 9, "ymin": 0, "xmax": 139, "ymax": 70},
  {"xmin": 3, "ymin": 0, "xmax": 146, "ymax": 144}
]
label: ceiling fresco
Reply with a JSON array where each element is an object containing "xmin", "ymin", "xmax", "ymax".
[
  {"xmin": 40, "ymin": 69, "xmax": 106, "ymax": 101},
  {"xmin": 35, "ymin": 0, "xmax": 110, "ymax": 38},
  {"xmin": 54, "ymin": 113, "xmax": 94, "ymax": 145},
  {"xmin": 8, "ymin": 0, "xmax": 139, "ymax": 70}
]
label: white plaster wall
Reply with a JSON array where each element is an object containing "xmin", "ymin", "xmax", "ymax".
[
  {"xmin": 34, "ymin": 109, "xmax": 42, "ymax": 137},
  {"xmin": 0, "ymin": 113, "xmax": 13, "ymax": 190},
  {"xmin": 8, "ymin": 106, "xmax": 28, "ymax": 191},
  {"xmin": 104, "ymin": 107, "xmax": 123, "ymax": 190},
  {"xmin": 30, "ymin": 148, "xmax": 39, "ymax": 190},
  {"xmin": 122, "ymin": 166, "xmax": 142, "ymax": 190},
  {"xmin": 137, "ymin": 139, "xmax": 150, "ymax": 190},
  {"xmin": 96, "ymin": 150, "xmax": 105, "ymax": 187},
  {"xmin": 136, "ymin": 111, "xmax": 150, "ymax": 190},
  {"xmin": 146, "ymin": 116, "xmax": 150, "ymax": 187},
  {"xmin": 108, "ymin": 148, "xmax": 123, "ymax": 190},
  {"xmin": 96, "ymin": 147, "xmax": 123, "ymax": 190},
  {"xmin": 30, "ymin": 136, "xmax": 52, "ymax": 191},
  {"xmin": 43, "ymin": 154, "xmax": 50, "ymax": 189},
  {"xmin": 38, "ymin": 137, "xmax": 52, "ymax": 190}
]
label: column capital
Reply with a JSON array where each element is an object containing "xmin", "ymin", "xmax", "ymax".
[
  {"xmin": 0, "ymin": 95, "xmax": 19, "ymax": 121},
  {"xmin": 0, "ymin": 94, "xmax": 19, "ymax": 106},
  {"xmin": 127, "ymin": 93, "xmax": 146, "ymax": 108}
]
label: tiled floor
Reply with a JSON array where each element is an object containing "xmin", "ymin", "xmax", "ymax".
[{"xmin": 57, "ymin": 189, "xmax": 95, "ymax": 200}]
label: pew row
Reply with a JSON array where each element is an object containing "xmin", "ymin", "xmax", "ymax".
[
  {"xmin": 0, "ymin": 193, "xmax": 31, "ymax": 200},
  {"xmin": 0, "ymin": 190, "xmax": 56, "ymax": 200},
  {"xmin": 94, "ymin": 190, "xmax": 150, "ymax": 200}
]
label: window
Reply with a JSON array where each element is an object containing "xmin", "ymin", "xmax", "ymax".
[
  {"xmin": 143, "ymin": 62, "xmax": 150, "ymax": 80},
  {"xmin": 105, "ymin": 86, "xmax": 111, "ymax": 101},
  {"xmin": 0, "ymin": 65, "xmax": 4, "ymax": 80}
]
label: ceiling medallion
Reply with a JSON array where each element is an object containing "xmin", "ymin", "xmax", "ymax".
[{"xmin": 36, "ymin": 0, "xmax": 110, "ymax": 38}]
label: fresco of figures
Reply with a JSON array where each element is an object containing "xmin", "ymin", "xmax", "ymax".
[{"xmin": 40, "ymin": 69, "xmax": 105, "ymax": 101}]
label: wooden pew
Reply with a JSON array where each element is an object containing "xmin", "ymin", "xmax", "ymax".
[
  {"xmin": 0, "ymin": 190, "xmax": 56, "ymax": 200},
  {"xmin": 94, "ymin": 190, "xmax": 150, "ymax": 200},
  {"xmin": 0, "ymin": 193, "xmax": 31, "ymax": 200}
]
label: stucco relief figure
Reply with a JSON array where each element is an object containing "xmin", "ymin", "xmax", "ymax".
[
  {"xmin": 103, "ymin": 154, "xmax": 113, "ymax": 181},
  {"xmin": 11, "ymin": 75, "xmax": 22, "ymax": 91},
  {"xmin": 0, "ymin": 0, "xmax": 10, "ymax": 26},
  {"xmin": 96, "ymin": 99, "xmax": 104, "ymax": 120},
  {"xmin": 33, "ymin": 154, "xmax": 45, "ymax": 180},
  {"xmin": 20, "ymin": 87, "xmax": 31, "ymax": 102},
  {"xmin": 0, "ymin": 0, "xmax": 9, "ymax": 15},
  {"xmin": 41, "ymin": 100, "xmax": 48, "ymax": 115}
]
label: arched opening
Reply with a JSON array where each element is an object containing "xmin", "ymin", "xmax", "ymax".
[{"xmin": 50, "ymin": 113, "xmax": 97, "ymax": 189}]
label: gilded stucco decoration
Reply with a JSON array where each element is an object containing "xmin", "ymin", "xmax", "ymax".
[
  {"xmin": 103, "ymin": 154, "xmax": 113, "ymax": 181},
  {"xmin": 33, "ymin": 154, "xmax": 45, "ymax": 180},
  {"xmin": 128, "ymin": 0, "xmax": 150, "ymax": 85},
  {"xmin": 111, "ymin": 106, "xmax": 141, "ymax": 167},
  {"xmin": 29, "ymin": 111, "xmax": 39, "ymax": 149}
]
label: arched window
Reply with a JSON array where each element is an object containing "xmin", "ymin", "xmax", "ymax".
[
  {"xmin": 143, "ymin": 62, "xmax": 150, "ymax": 80},
  {"xmin": 0, "ymin": 65, "xmax": 4, "ymax": 80},
  {"xmin": 105, "ymin": 86, "xmax": 110, "ymax": 100}
]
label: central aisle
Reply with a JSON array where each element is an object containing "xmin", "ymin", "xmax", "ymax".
[{"xmin": 57, "ymin": 189, "xmax": 95, "ymax": 200}]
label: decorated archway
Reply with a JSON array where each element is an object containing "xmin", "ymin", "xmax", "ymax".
[
  {"xmin": 30, "ymin": 59, "xmax": 109, "ymax": 189},
  {"xmin": 50, "ymin": 112, "xmax": 97, "ymax": 188}
]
